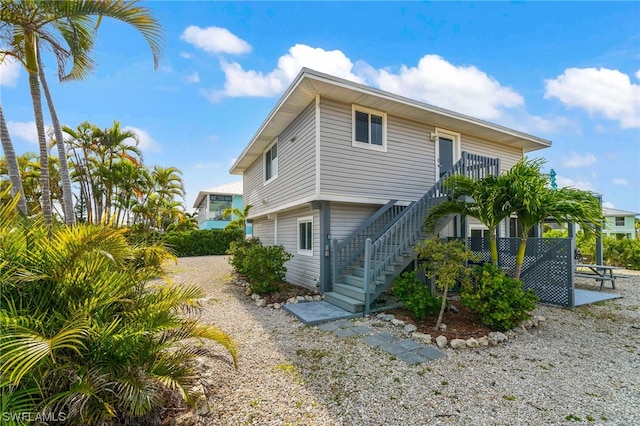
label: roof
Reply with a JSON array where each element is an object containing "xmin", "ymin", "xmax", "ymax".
[
  {"xmin": 230, "ymin": 68, "xmax": 552, "ymax": 174},
  {"xmin": 192, "ymin": 181, "xmax": 243, "ymax": 208},
  {"xmin": 602, "ymin": 207, "xmax": 639, "ymax": 217}
]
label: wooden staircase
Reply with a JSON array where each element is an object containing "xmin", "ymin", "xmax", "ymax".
[{"xmin": 324, "ymin": 152, "xmax": 500, "ymax": 313}]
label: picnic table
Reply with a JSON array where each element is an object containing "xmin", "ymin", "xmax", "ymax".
[{"xmin": 575, "ymin": 263, "xmax": 623, "ymax": 291}]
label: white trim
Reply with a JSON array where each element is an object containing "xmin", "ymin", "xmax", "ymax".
[
  {"xmin": 469, "ymin": 224, "xmax": 490, "ymax": 238},
  {"xmin": 263, "ymin": 137, "xmax": 279, "ymax": 185},
  {"xmin": 351, "ymin": 104, "xmax": 387, "ymax": 152},
  {"xmin": 315, "ymin": 94, "xmax": 321, "ymax": 198},
  {"xmin": 247, "ymin": 195, "xmax": 317, "ymax": 220},
  {"xmin": 297, "ymin": 216, "xmax": 314, "ymax": 256},
  {"xmin": 318, "ymin": 193, "xmax": 413, "ymax": 206},
  {"xmin": 434, "ymin": 128, "xmax": 461, "ymax": 181}
]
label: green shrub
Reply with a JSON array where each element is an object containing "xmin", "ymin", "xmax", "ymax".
[
  {"xmin": 603, "ymin": 236, "xmax": 640, "ymax": 270},
  {"xmin": 392, "ymin": 270, "xmax": 442, "ymax": 320},
  {"xmin": 162, "ymin": 228, "xmax": 243, "ymax": 257},
  {"xmin": 0, "ymin": 189, "xmax": 238, "ymax": 424},
  {"xmin": 227, "ymin": 237, "xmax": 262, "ymax": 275},
  {"xmin": 242, "ymin": 243, "xmax": 292, "ymax": 294},
  {"xmin": 461, "ymin": 263, "xmax": 538, "ymax": 331}
]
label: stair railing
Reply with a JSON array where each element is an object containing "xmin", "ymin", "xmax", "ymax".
[
  {"xmin": 362, "ymin": 152, "xmax": 500, "ymax": 313},
  {"xmin": 332, "ymin": 200, "xmax": 406, "ymax": 286}
]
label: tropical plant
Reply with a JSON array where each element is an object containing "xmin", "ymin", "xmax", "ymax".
[
  {"xmin": 0, "ymin": 187, "xmax": 237, "ymax": 424},
  {"xmin": 0, "ymin": 103, "xmax": 28, "ymax": 215},
  {"xmin": 425, "ymin": 172, "xmax": 513, "ymax": 264},
  {"xmin": 227, "ymin": 239, "xmax": 292, "ymax": 294},
  {"xmin": 1, "ymin": 0, "xmax": 164, "ymax": 227},
  {"xmin": 392, "ymin": 270, "xmax": 442, "ymax": 320},
  {"xmin": 505, "ymin": 158, "xmax": 603, "ymax": 279},
  {"xmin": 223, "ymin": 204, "xmax": 253, "ymax": 237},
  {"xmin": 415, "ymin": 238, "xmax": 478, "ymax": 330},
  {"xmin": 461, "ymin": 263, "xmax": 538, "ymax": 331}
]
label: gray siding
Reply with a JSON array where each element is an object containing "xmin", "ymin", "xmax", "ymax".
[
  {"xmin": 277, "ymin": 206, "xmax": 320, "ymax": 290},
  {"xmin": 320, "ymin": 99, "xmax": 434, "ymax": 202},
  {"xmin": 462, "ymin": 135, "xmax": 523, "ymax": 172},
  {"xmin": 329, "ymin": 202, "xmax": 380, "ymax": 242},
  {"xmin": 243, "ymin": 101, "xmax": 317, "ymax": 217},
  {"xmin": 253, "ymin": 218, "xmax": 275, "ymax": 245}
]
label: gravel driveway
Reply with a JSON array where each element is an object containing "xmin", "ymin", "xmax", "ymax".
[{"xmin": 168, "ymin": 256, "xmax": 640, "ymax": 426}]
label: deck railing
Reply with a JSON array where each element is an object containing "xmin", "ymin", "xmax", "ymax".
[{"xmin": 362, "ymin": 152, "xmax": 500, "ymax": 313}]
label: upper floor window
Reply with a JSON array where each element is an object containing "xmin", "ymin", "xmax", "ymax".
[
  {"xmin": 615, "ymin": 216, "xmax": 625, "ymax": 227},
  {"xmin": 264, "ymin": 139, "xmax": 278, "ymax": 184},
  {"xmin": 352, "ymin": 105, "xmax": 386, "ymax": 152}
]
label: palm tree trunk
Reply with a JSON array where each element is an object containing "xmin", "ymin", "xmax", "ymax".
[
  {"xmin": 514, "ymin": 234, "xmax": 528, "ymax": 279},
  {"xmin": 0, "ymin": 104, "xmax": 28, "ymax": 215},
  {"xmin": 38, "ymin": 54, "xmax": 76, "ymax": 225},
  {"xmin": 489, "ymin": 229, "xmax": 499, "ymax": 264},
  {"xmin": 28, "ymin": 70, "xmax": 53, "ymax": 229}
]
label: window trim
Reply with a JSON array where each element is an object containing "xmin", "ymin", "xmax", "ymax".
[
  {"xmin": 263, "ymin": 138, "xmax": 278, "ymax": 185},
  {"xmin": 614, "ymin": 216, "xmax": 625, "ymax": 227},
  {"xmin": 351, "ymin": 105, "xmax": 387, "ymax": 152},
  {"xmin": 297, "ymin": 216, "xmax": 313, "ymax": 256}
]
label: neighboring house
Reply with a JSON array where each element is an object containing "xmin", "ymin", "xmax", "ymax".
[
  {"xmin": 230, "ymin": 68, "xmax": 551, "ymax": 313},
  {"xmin": 602, "ymin": 207, "xmax": 638, "ymax": 240},
  {"xmin": 193, "ymin": 181, "xmax": 252, "ymax": 234}
]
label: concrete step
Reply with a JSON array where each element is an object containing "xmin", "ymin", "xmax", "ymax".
[
  {"xmin": 333, "ymin": 283, "xmax": 370, "ymax": 302},
  {"xmin": 324, "ymin": 292, "xmax": 364, "ymax": 313}
]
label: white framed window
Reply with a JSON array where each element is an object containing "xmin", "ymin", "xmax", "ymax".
[
  {"xmin": 352, "ymin": 105, "xmax": 387, "ymax": 152},
  {"xmin": 614, "ymin": 216, "xmax": 625, "ymax": 227},
  {"xmin": 297, "ymin": 217, "xmax": 313, "ymax": 256},
  {"xmin": 264, "ymin": 138, "xmax": 278, "ymax": 184}
]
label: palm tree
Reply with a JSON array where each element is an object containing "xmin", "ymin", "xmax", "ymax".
[
  {"xmin": 505, "ymin": 159, "xmax": 603, "ymax": 279},
  {"xmin": 223, "ymin": 204, "xmax": 253, "ymax": 237},
  {"xmin": 425, "ymin": 173, "xmax": 512, "ymax": 263},
  {"xmin": 0, "ymin": 103, "xmax": 28, "ymax": 215},
  {"xmin": 1, "ymin": 0, "xmax": 164, "ymax": 228}
]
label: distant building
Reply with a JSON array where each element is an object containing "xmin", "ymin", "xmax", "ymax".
[
  {"xmin": 602, "ymin": 207, "xmax": 638, "ymax": 240},
  {"xmin": 193, "ymin": 181, "xmax": 251, "ymax": 234}
]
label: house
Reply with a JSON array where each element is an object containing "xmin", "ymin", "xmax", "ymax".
[
  {"xmin": 230, "ymin": 68, "xmax": 551, "ymax": 313},
  {"xmin": 193, "ymin": 181, "xmax": 252, "ymax": 234},
  {"xmin": 602, "ymin": 207, "xmax": 638, "ymax": 240}
]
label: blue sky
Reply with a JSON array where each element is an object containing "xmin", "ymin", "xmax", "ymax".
[{"xmin": 2, "ymin": 1, "xmax": 639, "ymax": 213}]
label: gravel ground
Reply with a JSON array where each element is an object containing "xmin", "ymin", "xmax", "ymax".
[{"xmin": 168, "ymin": 256, "xmax": 640, "ymax": 426}]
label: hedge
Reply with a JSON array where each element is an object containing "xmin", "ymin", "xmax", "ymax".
[{"xmin": 162, "ymin": 228, "xmax": 243, "ymax": 257}]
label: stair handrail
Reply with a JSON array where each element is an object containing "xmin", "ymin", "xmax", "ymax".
[
  {"xmin": 362, "ymin": 152, "xmax": 500, "ymax": 313},
  {"xmin": 332, "ymin": 199, "xmax": 406, "ymax": 286}
]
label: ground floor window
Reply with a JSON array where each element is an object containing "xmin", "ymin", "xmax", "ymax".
[{"xmin": 298, "ymin": 217, "xmax": 313, "ymax": 255}]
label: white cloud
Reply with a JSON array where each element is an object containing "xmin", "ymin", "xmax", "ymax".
[
  {"xmin": 562, "ymin": 151, "xmax": 597, "ymax": 168},
  {"xmin": 602, "ymin": 201, "xmax": 615, "ymax": 209},
  {"xmin": 180, "ymin": 52, "xmax": 193, "ymax": 59},
  {"xmin": 7, "ymin": 121, "xmax": 37, "ymax": 144},
  {"xmin": 186, "ymin": 72, "xmax": 200, "ymax": 84},
  {"xmin": 180, "ymin": 26, "xmax": 251, "ymax": 55},
  {"xmin": 193, "ymin": 161, "xmax": 221, "ymax": 170},
  {"xmin": 370, "ymin": 55, "xmax": 524, "ymax": 120},
  {"xmin": 545, "ymin": 67, "xmax": 640, "ymax": 129},
  {"xmin": 123, "ymin": 126, "xmax": 161, "ymax": 153},
  {"xmin": 612, "ymin": 178, "xmax": 629, "ymax": 185},
  {"xmin": 213, "ymin": 44, "xmax": 363, "ymax": 99},
  {"xmin": 555, "ymin": 175, "xmax": 595, "ymax": 192},
  {"xmin": 0, "ymin": 58, "xmax": 20, "ymax": 87}
]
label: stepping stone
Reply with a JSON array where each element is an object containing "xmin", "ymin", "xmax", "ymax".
[
  {"xmin": 333, "ymin": 319, "xmax": 353, "ymax": 328},
  {"xmin": 350, "ymin": 326, "xmax": 373, "ymax": 335},
  {"xmin": 416, "ymin": 346, "xmax": 447, "ymax": 360},
  {"xmin": 379, "ymin": 343, "xmax": 408, "ymax": 356},
  {"xmin": 397, "ymin": 339, "xmax": 422, "ymax": 351},
  {"xmin": 317, "ymin": 322, "xmax": 340, "ymax": 332},
  {"xmin": 375, "ymin": 332, "xmax": 400, "ymax": 344},
  {"xmin": 396, "ymin": 351, "xmax": 427, "ymax": 365},
  {"xmin": 361, "ymin": 335, "xmax": 388, "ymax": 348},
  {"xmin": 333, "ymin": 328, "xmax": 357, "ymax": 338}
]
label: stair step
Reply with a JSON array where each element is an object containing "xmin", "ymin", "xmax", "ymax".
[
  {"xmin": 324, "ymin": 292, "xmax": 364, "ymax": 313},
  {"xmin": 334, "ymin": 283, "xmax": 371, "ymax": 302}
]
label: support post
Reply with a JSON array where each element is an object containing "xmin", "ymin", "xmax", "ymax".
[{"xmin": 363, "ymin": 238, "xmax": 372, "ymax": 315}]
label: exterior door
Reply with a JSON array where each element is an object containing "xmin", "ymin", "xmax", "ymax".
[{"xmin": 437, "ymin": 136, "xmax": 454, "ymax": 179}]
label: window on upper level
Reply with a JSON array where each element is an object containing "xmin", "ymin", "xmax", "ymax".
[
  {"xmin": 264, "ymin": 139, "xmax": 278, "ymax": 184},
  {"xmin": 615, "ymin": 216, "xmax": 625, "ymax": 227},
  {"xmin": 298, "ymin": 217, "xmax": 313, "ymax": 255},
  {"xmin": 352, "ymin": 105, "xmax": 387, "ymax": 152},
  {"xmin": 209, "ymin": 195, "xmax": 232, "ymax": 221}
]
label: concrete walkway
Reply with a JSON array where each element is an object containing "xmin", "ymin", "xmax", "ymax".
[{"xmin": 317, "ymin": 319, "xmax": 446, "ymax": 364}]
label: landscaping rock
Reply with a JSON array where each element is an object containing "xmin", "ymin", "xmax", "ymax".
[
  {"xmin": 377, "ymin": 313, "xmax": 394, "ymax": 322},
  {"xmin": 450, "ymin": 339, "xmax": 467, "ymax": 349},
  {"xmin": 404, "ymin": 324, "xmax": 418, "ymax": 334},
  {"xmin": 391, "ymin": 319, "xmax": 405, "ymax": 326},
  {"xmin": 286, "ymin": 297, "xmax": 298, "ymax": 304},
  {"xmin": 170, "ymin": 413, "xmax": 201, "ymax": 426},
  {"xmin": 488, "ymin": 331, "xmax": 508, "ymax": 345},
  {"xmin": 466, "ymin": 337, "xmax": 479, "ymax": 348},
  {"xmin": 478, "ymin": 336, "xmax": 489, "ymax": 346},
  {"xmin": 412, "ymin": 332, "xmax": 432, "ymax": 344},
  {"xmin": 273, "ymin": 303, "xmax": 282, "ymax": 310},
  {"xmin": 313, "ymin": 295, "xmax": 323, "ymax": 301},
  {"xmin": 245, "ymin": 288, "xmax": 252, "ymax": 296},
  {"xmin": 251, "ymin": 293, "xmax": 260, "ymax": 301},
  {"xmin": 522, "ymin": 319, "xmax": 534, "ymax": 329},
  {"xmin": 439, "ymin": 323, "xmax": 447, "ymax": 332},
  {"xmin": 436, "ymin": 335, "xmax": 448, "ymax": 348},
  {"xmin": 256, "ymin": 299, "xmax": 266, "ymax": 307},
  {"xmin": 305, "ymin": 295, "xmax": 314, "ymax": 302},
  {"xmin": 296, "ymin": 296, "xmax": 306, "ymax": 303}
]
